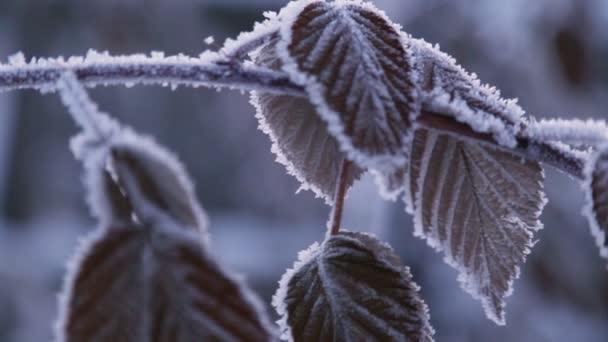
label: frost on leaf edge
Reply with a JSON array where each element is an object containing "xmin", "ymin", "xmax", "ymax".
[{"xmin": 272, "ymin": 240, "xmax": 322, "ymax": 341}]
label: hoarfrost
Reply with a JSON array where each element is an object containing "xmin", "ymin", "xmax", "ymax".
[{"xmin": 204, "ymin": 36, "xmax": 215, "ymax": 45}]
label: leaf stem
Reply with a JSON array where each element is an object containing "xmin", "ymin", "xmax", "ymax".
[{"xmin": 328, "ymin": 159, "xmax": 351, "ymax": 236}]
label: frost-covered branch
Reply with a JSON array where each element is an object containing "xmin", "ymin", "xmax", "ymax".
[
  {"xmin": 0, "ymin": 51, "xmax": 591, "ymax": 179},
  {"xmin": 0, "ymin": 51, "xmax": 303, "ymax": 96},
  {"xmin": 417, "ymin": 112, "xmax": 588, "ymax": 179},
  {"xmin": 527, "ymin": 118, "xmax": 608, "ymax": 147}
]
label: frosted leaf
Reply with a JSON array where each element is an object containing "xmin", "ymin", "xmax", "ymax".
[
  {"xmin": 410, "ymin": 38, "xmax": 523, "ymax": 148},
  {"xmin": 276, "ymin": 0, "xmax": 419, "ymax": 172},
  {"xmin": 406, "ymin": 129, "xmax": 546, "ymax": 325},
  {"xmin": 56, "ymin": 75, "xmax": 275, "ymax": 341},
  {"xmin": 251, "ymin": 38, "xmax": 363, "ymax": 203},
  {"xmin": 583, "ymin": 144, "xmax": 608, "ymax": 265},
  {"xmin": 55, "ymin": 222, "xmax": 275, "ymax": 342},
  {"xmin": 108, "ymin": 136, "xmax": 208, "ymax": 232},
  {"xmin": 273, "ymin": 231, "xmax": 434, "ymax": 342}
]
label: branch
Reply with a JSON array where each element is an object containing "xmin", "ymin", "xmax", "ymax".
[
  {"xmin": 0, "ymin": 51, "xmax": 303, "ymax": 96},
  {"xmin": 0, "ymin": 51, "xmax": 588, "ymax": 179},
  {"xmin": 417, "ymin": 113, "xmax": 587, "ymax": 179}
]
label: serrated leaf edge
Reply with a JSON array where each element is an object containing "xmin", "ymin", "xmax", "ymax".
[
  {"xmin": 582, "ymin": 143, "xmax": 608, "ymax": 266},
  {"xmin": 272, "ymin": 241, "xmax": 322, "ymax": 341}
]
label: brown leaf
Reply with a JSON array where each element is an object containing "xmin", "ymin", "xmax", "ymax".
[
  {"xmin": 410, "ymin": 38, "xmax": 524, "ymax": 147},
  {"xmin": 278, "ymin": 0, "xmax": 419, "ymax": 170},
  {"xmin": 274, "ymin": 231, "xmax": 434, "ymax": 341},
  {"xmin": 407, "ymin": 129, "xmax": 546, "ymax": 324}
]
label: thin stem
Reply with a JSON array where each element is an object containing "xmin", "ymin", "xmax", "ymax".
[
  {"xmin": 56, "ymin": 71, "xmax": 114, "ymax": 141},
  {"xmin": 328, "ymin": 159, "xmax": 351, "ymax": 236}
]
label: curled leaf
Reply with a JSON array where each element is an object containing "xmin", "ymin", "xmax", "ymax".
[
  {"xmin": 276, "ymin": 0, "xmax": 419, "ymax": 172},
  {"xmin": 583, "ymin": 144, "xmax": 608, "ymax": 265},
  {"xmin": 273, "ymin": 231, "xmax": 434, "ymax": 341},
  {"xmin": 406, "ymin": 129, "xmax": 546, "ymax": 325}
]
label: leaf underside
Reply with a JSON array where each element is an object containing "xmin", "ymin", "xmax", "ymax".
[
  {"xmin": 407, "ymin": 129, "xmax": 546, "ymax": 325},
  {"xmin": 252, "ymin": 39, "xmax": 363, "ymax": 202},
  {"xmin": 59, "ymin": 224, "xmax": 274, "ymax": 342},
  {"xmin": 275, "ymin": 231, "xmax": 434, "ymax": 342},
  {"xmin": 282, "ymin": 0, "xmax": 418, "ymax": 167},
  {"xmin": 586, "ymin": 147, "xmax": 608, "ymax": 262}
]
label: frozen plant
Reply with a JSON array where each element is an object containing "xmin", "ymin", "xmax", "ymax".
[{"xmin": 0, "ymin": 0, "xmax": 606, "ymax": 341}]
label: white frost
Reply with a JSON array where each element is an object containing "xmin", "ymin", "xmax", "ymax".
[
  {"xmin": 220, "ymin": 11, "xmax": 280, "ymax": 59},
  {"xmin": 272, "ymin": 241, "xmax": 321, "ymax": 341},
  {"xmin": 527, "ymin": 118, "xmax": 608, "ymax": 147}
]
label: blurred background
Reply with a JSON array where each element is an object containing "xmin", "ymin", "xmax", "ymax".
[{"xmin": 0, "ymin": 0, "xmax": 607, "ymax": 341}]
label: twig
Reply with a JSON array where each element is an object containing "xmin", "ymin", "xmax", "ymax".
[{"xmin": 0, "ymin": 53, "xmax": 303, "ymax": 96}]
